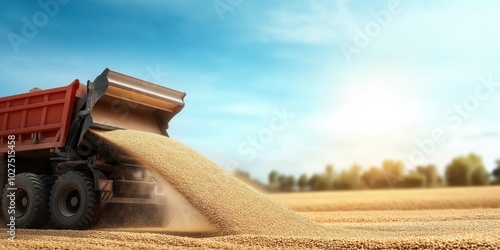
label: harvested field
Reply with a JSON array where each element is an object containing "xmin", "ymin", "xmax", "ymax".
[
  {"xmin": 301, "ymin": 208, "xmax": 500, "ymax": 223},
  {"xmin": 2, "ymin": 209, "xmax": 499, "ymax": 249},
  {"xmin": 271, "ymin": 186, "xmax": 500, "ymax": 211},
  {"xmin": 1, "ymin": 130, "xmax": 499, "ymax": 249}
]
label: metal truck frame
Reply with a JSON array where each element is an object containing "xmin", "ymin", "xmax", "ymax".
[{"xmin": 0, "ymin": 68, "xmax": 185, "ymax": 229}]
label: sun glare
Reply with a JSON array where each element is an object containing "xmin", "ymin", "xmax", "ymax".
[{"xmin": 328, "ymin": 72, "xmax": 421, "ymax": 137}]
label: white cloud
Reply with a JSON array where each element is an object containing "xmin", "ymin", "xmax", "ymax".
[{"xmin": 248, "ymin": 1, "xmax": 352, "ymax": 45}]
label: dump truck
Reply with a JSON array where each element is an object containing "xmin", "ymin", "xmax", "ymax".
[{"xmin": 0, "ymin": 68, "xmax": 185, "ymax": 229}]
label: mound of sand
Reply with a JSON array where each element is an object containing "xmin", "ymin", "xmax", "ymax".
[{"xmin": 93, "ymin": 130, "xmax": 329, "ymax": 237}]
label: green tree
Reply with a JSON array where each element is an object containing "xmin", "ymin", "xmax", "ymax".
[
  {"xmin": 397, "ymin": 171, "xmax": 426, "ymax": 188},
  {"xmin": 381, "ymin": 160, "xmax": 405, "ymax": 187},
  {"xmin": 298, "ymin": 174, "xmax": 309, "ymax": 190},
  {"xmin": 285, "ymin": 175, "xmax": 296, "ymax": 191},
  {"xmin": 493, "ymin": 160, "xmax": 500, "ymax": 184},
  {"xmin": 445, "ymin": 153, "xmax": 489, "ymax": 186},
  {"xmin": 361, "ymin": 167, "xmax": 387, "ymax": 188},
  {"xmin": 471, "ymin": 166, "xmax": 489, "ymax": 185},
  {"xmin": 416, "ymin": 165, "xmax": 441, "ymax": 187},
  {"xmin": 382, "ymin": 160, "xmax": 404, "ymax": 177},
  {"xmin": 445, "ymin": 157, "xmax": 469, "ymax": 186},
  {"xmin": 267, "ymin": 170, "xmax": 282, "ymax": 191},
  {"xmin": 324, "ymin": 165, "xmax": 336, "ymax": 189},
  {"xmin": 309, "ymin": 174, "xmax": 328, "ymax": 191},
  {"xmin": 336, "ymin": 164, "xmax": 364, "ymax": 190},
  {"xmin": 278, "ymin": 175, "xmax": 287, "ymax": 190},
  {"xmin": 269, "ymin": 170, "xmax": 279, "ymax": 184}
]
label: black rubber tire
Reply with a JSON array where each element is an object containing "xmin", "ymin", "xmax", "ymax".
[
  {"xmin": 50, "ymin": 171, "xmax": 99, "ymax": 229},
  {"xmin": 1, "ymin": 173, "xmax": 51, "ymax": 228},
  {"xmin": 39, "ymin": 175, "xmax": 57, "ymax": 228},
  {"xmin": 40, "ymin": 175, "xmax": 56, "ymax": 199}
]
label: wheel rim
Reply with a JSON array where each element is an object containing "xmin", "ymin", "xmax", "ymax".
[
  {"xmin": 58, "ymin": 185, "xmax": 81, "ymax": 217},
  {"xmin": 15, "ymin": 187, "xmax": 29, "ymax": 217}
]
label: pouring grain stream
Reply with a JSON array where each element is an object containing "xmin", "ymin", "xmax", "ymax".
[{"xmin": 93, "ymin": 130, "xmax": 330, "ymax": 237}]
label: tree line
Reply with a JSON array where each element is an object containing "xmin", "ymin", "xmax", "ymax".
[{"xmin": 267, "ymin": 153, "xmax": 500, "ymax": 192}]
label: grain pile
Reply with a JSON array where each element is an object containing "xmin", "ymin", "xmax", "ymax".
[{"xmin": 92, "ymin": 130, "xmax": 330, "ymax": 237}]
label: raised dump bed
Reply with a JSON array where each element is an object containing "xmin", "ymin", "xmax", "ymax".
[{"xmin": 0, "ymin": 81, "xmax": 80, "ymax": 153}]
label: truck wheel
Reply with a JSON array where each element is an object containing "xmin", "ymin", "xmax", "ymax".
[
  {"xmin": 41, "ymin": 175, "xmax": 56, "ymax": 188},
  {"xmin": 50, "ymin": 171, "xmax": 99, "ymax": 229},
  {"xmin": 1, "ymin": 173, "xmax": 51, "ymax": 228}
]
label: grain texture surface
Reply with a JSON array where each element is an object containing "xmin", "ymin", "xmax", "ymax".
[{"xmin": 2, "ymin": 130, "xmax": 499, "ymax": 249}]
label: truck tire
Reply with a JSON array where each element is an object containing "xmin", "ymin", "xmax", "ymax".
[
  {"xmin": 40, "ymin": 175, "xmax": 56, "ymax": 193},
  {"xmin": 50, "ymin": 171, "xmax": 99, "ymax": 229},
  {"xmin": 1, "ymin": 173, "xmax": 51, "ymax": 228}
]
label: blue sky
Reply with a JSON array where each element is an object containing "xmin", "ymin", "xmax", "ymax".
[{"xmin": 1, "ymin": 0, "xmax": 500, "ymax": 182}]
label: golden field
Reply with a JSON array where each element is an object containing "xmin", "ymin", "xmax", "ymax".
[
  {"xmin": 1, "ymin": 131, "xmax": 499, "ymax": 249},
  {"xmin": 272, "ymin": 186, "xmax": 500, "ymax": 211},
  {"xmin": 2, "ymin": 186, "xmax": 500, "ymax": 249}
]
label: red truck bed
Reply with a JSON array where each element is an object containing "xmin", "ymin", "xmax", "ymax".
[{"xmin": 0, "ymin": 81, "xmax": 80, "ymax": 153}]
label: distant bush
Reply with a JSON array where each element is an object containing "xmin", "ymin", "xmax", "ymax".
[
  {"xmin": 324, "ymin": 165, "xmax": 335, "ymax": 190},
  {"xmin": 298, "ymin": 174, "xmax": 309, "ymax": 190},
  {"xmin": 269, "ymin": 170, "xmax": 279, "ymax": 184},
  {"xmin": 471, "ymin": 167, "xmax": 489, "ymax": 185},
  {"xmin": 266, "ymin": 153, "xmax": 493, "ymax": 193},
  {"xmin": 382, "ymin": 160, "xmax": 404, "ymax": 177},
  {"xmin": 492, "ymin": 160, "xmax": 500, "ymax": 185},
  {"xmin": 395, "ymin": 172, "xmax": 426, "ymax": 188},
  {"xmin": 267, "ymin": 170, "xmax": 280, "ymax": 191},
  {"xmin": 361, "ymin": 167, "xmax": 385, "ymax": 189},
  {"xmin": 309, "ymin": 174, "xmax": 329, "ymax": 191},
  {"xmin": 267, "ymin": 171, "xmax": 297, "ymax": 192},
  {"xmin": 416, "ymin": 165, "xmax": 442, "ymax": 187},
  {"xmin": 335, "ymin": 164, "xmax": 365, "ymax": 190},
  {"xmin": 284, "ymin": 175, "xmax": 296, "ymax": 191},
  {"xmin": 445, "ymin": 153, "xmax": 489, "ymax": 186},
  {"xmin": 308, "ymin": 165, "xmax": 336, "ymax": 191}
]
